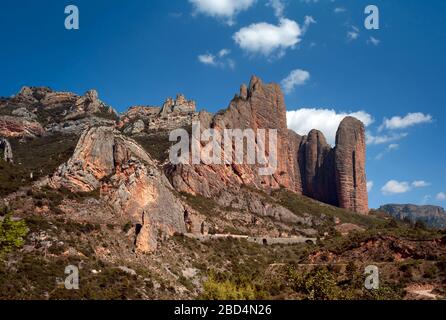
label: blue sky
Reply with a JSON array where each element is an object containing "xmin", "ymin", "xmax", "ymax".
[{"xmin": 0, "ymin": 0, "xmax": 445, "ymax": 208}]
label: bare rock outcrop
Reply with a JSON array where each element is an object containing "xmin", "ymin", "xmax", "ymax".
[
  {"xmin": 2, "ymin": 78, "xmax": 369, "ymax": 214},
  {"xmin": 0, "ymin": 86, "xmax": 117, "ymax": 136},
  {"xmin": 0, "ymin": 115, "xmax": 45, "ymax": 138},
  {"xmin": 160, "ymin": 94, "xmax": 196, "ymax": 115},
  {"xmin": 334, "ymin": 117, "xmax": 368, "ymax": 214},
  {"xmin": 0, "ymin": 138, "xmax": 13, "ymax": 163},
  {"xmin": 119, "ymin": 94, "xmax": 197, "ymax": 133},
  {"xmin": 49, "ymin": 126, "xmax": 186, "ymax": 252},
  {"xmin": 167, "ymin": 76, "xmax": 368, "ymax": 214},
  {"xmin": 298, "ymin": 130, "xmax": 337, "ymax": 207},
  {"xmin": 168, "ymin": 76, "xmax": 302, "ymax": 196}
]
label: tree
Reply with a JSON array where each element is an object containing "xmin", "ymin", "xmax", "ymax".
[{"xmin": 0, "ymin": 213, "xmax": 28, "ymax": 258}]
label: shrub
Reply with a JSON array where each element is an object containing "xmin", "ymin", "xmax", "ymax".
[
  {"xmin": 0, "ymin": 213, "xmax": 28, "ymax": 258},
  {"xmin": 201, "ymin": 273, "xmax": 257, "ymax": 300},
  {"xmin": 288, "ymin": 266, "xmax": 340, "ymax": 300}
]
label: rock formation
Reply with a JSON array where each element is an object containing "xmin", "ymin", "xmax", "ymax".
[
  {"xmin": 160, "ymin": 94, "xmax": 196, "ymax": 115},
  {"xmin": 334, "ymin": 117, "xmax": 368, "ymax": 214},
  {"xmin": 167, "ymin": 76, "xmax": 369, "ymax": 214},
  {"xmin": 119, "ymin": 94, "xmax": 197, "ymax": 133},
  {"xmin": 0, "ymin": 138, "xmax": 13, "ymax": 163},
  {"xmin": 49, "ymin": 126, "xmax": 186, "ymax": 252},
  {"xmin": 168, "ymin": 76, "xmax": 302, "ymax": 196},
  {"xmin": 0, "ymin": 116, "xmax": 45, "ymax": 138},
  {"xmin": 0, "ymin": 86, "xmax": 117, "ymax": 137},
  {"xmin": 1, "ymin": 78, "xmax": 368, "ymax": 214},
  {"xmin": 379, "ymin": 204, "xmax": 446, "ymax": 229}
]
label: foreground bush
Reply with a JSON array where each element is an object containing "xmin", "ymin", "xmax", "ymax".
[{"xmin": 0, "ymin": 213, "xmax": 28, "ymax": 258}]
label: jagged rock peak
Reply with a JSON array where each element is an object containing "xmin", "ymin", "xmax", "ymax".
[
  {"xmin": 18, "ymin": 86, "xmax": 53, "ymax": 96},
  {"xmin": 236, "ymin": 75, "xmax": 278, "ymax": 101},
  {"xmin": 160, "ymin": 94, "xmax": 196, "ymax": 115},
  {"xmin": 249, "ymin": 75, "xmax": 263, "ymax": 91}
]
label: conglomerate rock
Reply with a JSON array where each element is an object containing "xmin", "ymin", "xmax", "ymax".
[{"xmin": 48, "ymin": 126, "xmax": 186, "ymax": 252}]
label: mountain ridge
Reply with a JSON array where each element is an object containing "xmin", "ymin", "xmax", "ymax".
[{"xmin": 379, "ymin": 204, "xmax": 446, "ymax": 229}]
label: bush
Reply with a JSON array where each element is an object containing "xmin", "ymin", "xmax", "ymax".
[
  {"xmin": 0, "ymin": 214, "xmax": 28, "ymax": 258},
  {"xmin": 288, "ymin": 266, "xmax": 340, "ymax": 300},
  {"xmin": 201, "ymin": 273, "xmax": 257, "ymax": 300}
]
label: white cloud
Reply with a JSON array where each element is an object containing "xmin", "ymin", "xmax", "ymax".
[
  {"xmin": 436, "ymin": 192, "xmax": 446, "ymax": 201},
  {"xmin": 287, "ymin": 108, "xmax": 373, "ymax": 145},
  {"xmin": 367, "ymin": 36, "xmax": 380, "ymax": 46},
  {"xmin": 334, "ymin": 7, "xmax": 346, "ymax": 13},
  {"xmin": 412, "ymin": 180, "xmax": 430, "ymax": 188},
  {"xmin": 367, "ymin": 181, "xmax": 374, "ymax": 192},
  {"xmin": 233, "ymin": 18, "xmax": 305, "ymax": 57},
  {"xmin": 281, "ymin": 69, "xmax": 310, "ymax": 94},
  {"xmin": 218, "ymin": 48, "xmax": 230, "ymax": 57},
  {"xmin": 198, "ymin": 49, "xmax": 235, "ymax": 68},
  {"xmin": 189, "ymin": 0, "xmax": 255, "ymax": 25},
  {"xmin": 267, "ymin": 0, "xmax": 285, "ymax": 18},
  {"xmin": 366, "ymin": 132, "xmax": 408, "ymax": 145},
  {"xmin": 379, "ymin": 112, "xmax": 433, "ymax": 131},
  {"xmin": 198, "ymin": 54, "xmax": 217, "ymax": 65},
  {"xmin": 381, "ymin": 180, "xmax": 411, "ymax": 195},
  {"xmin": 381, "ymin": 179, "xmax": 431, "ymax": 195}
]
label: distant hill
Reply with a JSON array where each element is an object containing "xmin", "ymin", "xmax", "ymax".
[{"xmin": 379, "ymin": 204, "xmax": 446, "ymax": 229}]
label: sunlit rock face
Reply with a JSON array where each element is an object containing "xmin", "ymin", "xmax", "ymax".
[{"xmin": 49, "ymin": 126, "xmax": 186, "ymax": 253}]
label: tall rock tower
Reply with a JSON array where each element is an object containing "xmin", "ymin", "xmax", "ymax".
[{"xmin": 334, "ymin": 117, "xmax": 369, "ymax": 214}]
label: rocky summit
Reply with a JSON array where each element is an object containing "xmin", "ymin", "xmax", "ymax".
[{"xmin": 1, "ymin": 77, "xmax": 443, "ymax": 300}]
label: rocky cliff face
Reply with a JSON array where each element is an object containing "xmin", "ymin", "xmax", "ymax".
[
  {"xmin": 0, "ymin": 77, "xmax": 368, "ymax": 216},
  {"xmin": 379, "ymin": 204, "xmax": 446, "ymax": 229},
  {"xmin": 119, "ymin": 94, "xmax": 197, "ymax": 134},
  {"xmin": 0, "ymin": 86, "xmax": 117, "ymax": 137},
  {"xmin": 168, "ymin": 76, "xmax": 302, "ymax": 197},
  {"xmin": 49, "ymin": 126, "xmax": 186, "ymax": 252},
  {"xmin": 167, "ymin": 76, "xmax": 368, "ymax": 214},
  {"xmin": 334, "ymin": 117, "xmax": 368, "ymax": 214}
]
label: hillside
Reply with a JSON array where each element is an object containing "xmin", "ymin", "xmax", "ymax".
[{"xmin": 0, "ymin": 78, "xmax": 445, "ymax": 300}]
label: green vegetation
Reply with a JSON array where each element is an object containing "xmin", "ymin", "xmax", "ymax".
[
  {"xmin": 287, "ymin": 266, "xmax": 340, "ymax": 300},
  {"xmin": 180, "ymin": 192, "xmax": 218, "ymax": 217},
  {"xmin": 10, "ymin": 133, "xmax": 78, "ymax": 178},
  {"xmin": 93, "ymin": 106, "xmax": 119, "ymax": 121},
  {"xmin": 0, "ymin": 159, "xmax": 31, "ymax": 196},
  {"xmin": 0, "ymin": 253, "xmax": 151, "ymax": 300},
  {"xmin": 133, "ymin": 133, "xmax": 173, "ymax": 162},
  {"xmin": 27, "ymin": 187, "xmax": 100, "ymax": 213},
  {"xmin": 201, "ymin": 273, "xmax": 260, "ymax": 300},
  {"xmin": 273, "ymin": 189, "xmax": 388, "ymax": 230},
  {"xmin": 0, "ymin": 213, "xmax": 28, "ymax": 258},
  {"xmin": 0, "ymin": 133, "xmax": 78, "ymax": 197}
]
